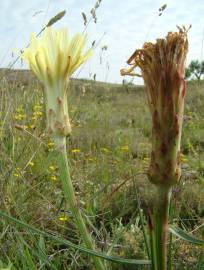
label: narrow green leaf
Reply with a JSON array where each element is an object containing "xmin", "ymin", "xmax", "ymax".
[
  {"xmin": 15, "ymin": 229, "xmax": 58, "ymax": 270},
  {"xmin": 169, "ymin": 225, "xmax": 204, "ymax": 246},
  {"xmin": 0, "ymin": 211, "xmax": 151, "ymax": 266},
  {"xmin": 38, "ymin": 235, "xmax": 46, "ymax": 267},
  {"xmin": 23, "ymin": 247, "xmax": 37, "ymax": 270}
]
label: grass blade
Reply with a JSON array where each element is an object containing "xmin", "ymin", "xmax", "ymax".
[
  {"xmin": 23, "ymin": 247, "xmax": 38, "ymax": 270},
  {"xmin": 169, "ymin": 225, "xmax": 204, "ymax": 246},
  {"xmin": 0, "ymin": 210, "xmax": 151, "ymax": 266}
]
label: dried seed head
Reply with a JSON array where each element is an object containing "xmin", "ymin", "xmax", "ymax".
[
  {"xmin": 90, "ymin": 8, "xmax": 97, "ymax": 23},
  {"xmin": 82, "ymin": 12, "xmax": 87, "ymax": 26},
  {"xmin": 121, "ymin": 26, "xmax": 189, "ymax": 186},
  {"xmin": 46, "ymin": 10, "xmax": 66, "ymax": 28}
]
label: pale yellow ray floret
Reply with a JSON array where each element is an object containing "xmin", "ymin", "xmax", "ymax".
[
  {"xmin": 22, "ymin": 27, "xmax": 93, "ymax": 85},
  {"xmin": 22, "ymin": 27, "xmax": 93, "ymax": 139}
]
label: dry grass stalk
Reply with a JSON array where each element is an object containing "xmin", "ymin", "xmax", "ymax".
[{"xmin": 121, "ymin": 26, "xmax": 190, "ymax": 270}]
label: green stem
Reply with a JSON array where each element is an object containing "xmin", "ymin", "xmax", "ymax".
[
  {"xmin": 168, "ymin": 200, "xmax": 173, "ymax": 270},
  {"xmin": 55, "ymin": 137, "xmax": 105, "ymax": 270},
  {"xmin": 168, "ymin": 231, "xmax": 173, "ymax": 270},
  {"xmin": 152, "ymin": 186, "xmax": 171, "ymax": 270}
]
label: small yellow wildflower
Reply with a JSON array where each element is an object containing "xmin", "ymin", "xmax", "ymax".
[
  {"xmin": 58, "ymin": 216, "xmax": 68, "ymax": 221},
  {"xmin": 48, "ymin": 142, "xmax": 54, "ymax": 147},
  {"xmin": 120, "ymin": 145, "xmax": 129, "ymax": 151},
  {"xmin": 28, "ymin": 161, "xmax": 34, "ymax": 167},
  {"xmin": 14, "ymin": 114, "xmax": 26, "ymax": 121},
  {"xmin": 32, "ymin": 107, "xmax": 43, "ymax": 122},
  {"xmin": 13, "ymin": 167, "xmax": 20, "ymax": 177},
  {"xmin": 33, "ymin": 111, "xmax": 43, "ymax": 117},
  {"xmin": 49, "ymin": 165, "xmax": 56, "ymax": 171},
  {"xmin": 51, "ymin": 175, "xmax": 57, "ymax": 181},
  {"xmin": 47, "ymin": 141, "xmax": 55, "ymax": 151},
  {"xmin": 71, "ymin": 149, "xmax": 81, "ymax": 153},
  {"xmin": 101, "ymin": 147, "xmax": 109, "ymax": 153},
  {"xmin": 34, "ymin": 105, "xmax": 42, "ymax": 110}
]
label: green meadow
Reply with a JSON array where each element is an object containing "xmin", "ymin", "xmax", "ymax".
[{"xmin": 0, "ymin": 69, "xmax": 203, "ymax": 269}]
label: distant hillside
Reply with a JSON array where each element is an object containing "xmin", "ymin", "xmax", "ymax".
[
  {"xmin": 0, "ymin": 69, "xmax": 203, "ymax": 97},
  {"xmin": 0, "ymin": 68, "xmax": 144, "ymax": 94}
]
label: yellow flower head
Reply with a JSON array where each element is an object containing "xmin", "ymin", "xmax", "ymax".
[
  {"xmin": 71, "ymin": 148, "xmax": 81, "ymax": 153},
  {"xmin": 58, "ymin": 216, "xmax": 68, "ymax": 221},
  {"xmin": 22, "ymin": 27, "xmax": 93, "ymax": 85},
  {"xmin": 28, "ymin": 161, "xmax": 34, "ymax": 167},
  {"xmin": 120, "ymin": 145, "xmax": 129, "ymax": 151},
  {"xmin": 22, "ymin": 27, "xmax": 93, "ymax": 142}
]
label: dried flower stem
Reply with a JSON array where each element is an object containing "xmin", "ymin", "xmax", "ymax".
[{"xmin": 121, "ymin": 26, "xmax": 189, "ymax": 269}]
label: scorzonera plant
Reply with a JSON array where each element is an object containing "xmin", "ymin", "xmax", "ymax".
[
  {"xmin": 121, "ymin": 26, "xmax": 189, "ymax": 270},
  {"xmin": 22, "ymin": 27, "xmax": 105, "ymax": 270},
  {"xmin": 22, "ymin": 27, "xmax": 92, "ymax": 147}
]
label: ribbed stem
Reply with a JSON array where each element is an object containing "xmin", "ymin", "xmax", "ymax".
[
  {"xmin": 151, "ymin": 186, "xmax": 171, "ymax": 270},
  {"xmin": 55, "ymin": 137, "xmax": 105, "ymax": 270}
]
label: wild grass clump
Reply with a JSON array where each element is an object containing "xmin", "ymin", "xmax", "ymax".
[{"xmin": 0, "ymin": 67, "xmax": 204, "ymax": 269}]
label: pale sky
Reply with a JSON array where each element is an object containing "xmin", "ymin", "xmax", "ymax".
[{"xmin": 0, "ymin": 0, "xmax": 204, "ymax": 84}]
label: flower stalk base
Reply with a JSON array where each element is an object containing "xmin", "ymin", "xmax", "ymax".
[
  {"xmin": 150, "ymin": 186, "xmax": 171, "ymax": 270},
  {"xmin": 55, "ymin": 137, "xmax": 105, "ymax": 270}
]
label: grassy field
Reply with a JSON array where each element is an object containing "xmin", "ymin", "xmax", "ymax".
[{"xmin": 0, "ymin": 69, "xmax": 204, "ymax": 269}]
